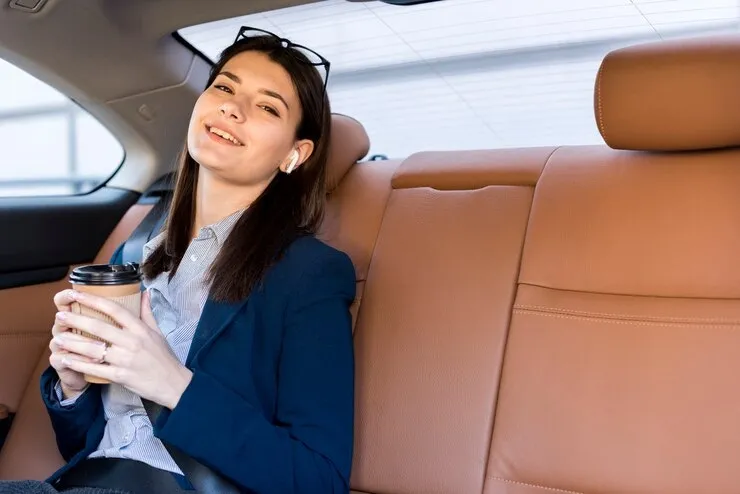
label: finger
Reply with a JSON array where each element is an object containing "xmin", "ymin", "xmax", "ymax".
[
  {"xmin": 50, "ymin": 333, "xmax": 105, "ymax": 361},
  {"xmin": 55, "ymin": 332, "xmax": 105, "ymax": 344},
  {"xmin": 49, "ymin": 336, "xmax": 64, "ymax": 354},
  {"xmin": 51, "ymin": 322, "xmax": 73, "ymax": 338},
  {"xmin": 51, "ymin": 311, "xmax": 87, "ymax": 336},
  {"xmin": 140, "ymin": 290, "xmax": 158, "ymax": 331},
  {"xmin": 51, "ymin": 323, "xmax": 90, "ymax": 339},
  {"xmin": 53, "ymin": 334, "xmax": 107, "ymax": 362},
  {"xmin": 49, "ymin": 349, "xmax": 99, "ymax": 370},
  {"xmin": 49, "ymin": 351, "xmax": 69, "ymax": 371},
  {"xmin": 55, "ymin": 311, "xmax": 129, "ymax": 348},
  {"xmin": 92, "ymin": 343, "xmax": 133, "ymax": 368},
  {"xmin": 69, "ymin": 291, "xmax": 142, "ymax": 333},
  {"xmin": 62, "ymin": 355, "xmax": 120, "ymax": 383},
  {"xmin": 53, "ymin": 289, "xmax": 78, "ymax": 312}
]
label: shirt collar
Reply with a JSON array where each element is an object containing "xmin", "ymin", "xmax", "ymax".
[
  {"xmin": 199, "ymin": 208, "xmax": 245, "ymax": 245},
  {"xmin": 141, "ymin": 208, "xmax": 245, "ymax": 262},
  {"xmin": 142, "ymin": 231, "xmax": 165, "ymax": 262}
]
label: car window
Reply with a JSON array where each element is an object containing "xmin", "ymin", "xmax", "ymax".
[
  {"xmin": 177, "ymin": 0, "xmax": 740, "ymax": 159},
  {"xmin": 0, "ymin": 57, "xmax": 124, "ymax": 197}
]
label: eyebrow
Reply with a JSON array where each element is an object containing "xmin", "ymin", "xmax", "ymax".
[
  {"xmin": 217, "ymin": 71, "xmax": 290, "ymax": 111},
  {"xmin": 219, "ymin": 71, "xmax": 241, "ymax": 84},
  {"xmin": 259, "ymin": 89, "xmax": 290, "ymax": 111}
]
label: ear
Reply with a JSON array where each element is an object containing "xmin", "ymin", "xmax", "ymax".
[{"xmin": 281, "ymin": 139, "xmax": 315, "ymax": 174}]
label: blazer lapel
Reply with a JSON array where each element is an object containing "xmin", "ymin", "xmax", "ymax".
[{"xmin": 186, "ymin": 298, "xmax": 248, "ymax": 366}]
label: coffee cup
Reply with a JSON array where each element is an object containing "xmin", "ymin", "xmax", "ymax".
[{"xmin": 68, "ymin": 263, "xmax": 142, "ymax": 384}]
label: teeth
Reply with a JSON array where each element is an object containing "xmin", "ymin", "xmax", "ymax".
[{"xmin": 209, "ymin": 126, "xmax": 242, "ymax": 145}]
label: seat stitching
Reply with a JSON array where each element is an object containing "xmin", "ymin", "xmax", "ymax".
[
  {"xmin": 513, "ymin": 309, "xmax": 740, "ymax": 328},
  {"xmin": 514, "ymin": 305, "xmax": 740, "ymax": 324},
  {"xmin": 488, "ymin": 477, "xmax": 586, "ymax": 494},
  {"xmin": 0, "ymin": 333, "xmax": 49, "ymax": 340},
  {"xmin": 595, "ymin": 60, "xmax": 607, "ymax": 142}
]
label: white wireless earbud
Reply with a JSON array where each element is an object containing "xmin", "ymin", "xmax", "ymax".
[{"xmin": 286, "ymin": 150, "xmax": 299, "ymax": 174}]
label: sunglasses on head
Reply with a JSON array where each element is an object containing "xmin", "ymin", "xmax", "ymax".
[{"xmin": 233, "ymin": 26, "xmax": 331, "ymax": 97}]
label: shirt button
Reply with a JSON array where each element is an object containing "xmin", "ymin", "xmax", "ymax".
[
  {"xmin": 123, "ymin": 433, "xmax": 132, "ymax": 441},
  {"xmin": 190, "ymin": 255, "xmax": 198, "ymax": 262}
]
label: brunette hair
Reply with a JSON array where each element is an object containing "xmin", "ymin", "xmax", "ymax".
[{"xmin": 142, "ymin": 34, "xmax": 331, "ymax": 302}]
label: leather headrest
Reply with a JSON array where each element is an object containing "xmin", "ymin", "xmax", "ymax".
[
  {"xmin": 326, "ymin": 113, "xmax": 370, "ymax": 191},
  {"xmin": 595, "ymin": 35, "xmax": 740, "ymax": 151}
]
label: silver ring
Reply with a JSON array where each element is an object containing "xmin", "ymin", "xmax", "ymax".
[{"xmin": 100, "ymin": 345, "xmax": 109, "ymax": 363}]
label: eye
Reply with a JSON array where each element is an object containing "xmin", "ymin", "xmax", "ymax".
[
  {"xmin": 214, "ymin": 84, "xmax": 233, "ymax": 94},
  {"xmin": 259, "ymin": 105, "xmax": 280, "ymax": 117}
]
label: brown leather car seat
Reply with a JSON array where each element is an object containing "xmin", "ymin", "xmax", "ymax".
[
  {"xmin": 349, "ymin": 35, "xmax": 740, "ymax": 494},
  {"xmin": 486, "ymin": 35, "xmax": 740, "ymax": 494},
  {"xmin": 348, "ymin": 147, "xmax": 554, "ymax": 494},
  {"xmin": 0, "ymin": 113, "xmax": 372, "ymax": 481}
]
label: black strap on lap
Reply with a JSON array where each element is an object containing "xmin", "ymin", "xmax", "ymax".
[{"xmin": 141, "ymin": 399, "xmax": 241, "ymax": 494}]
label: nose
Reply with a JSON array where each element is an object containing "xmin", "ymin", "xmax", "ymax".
[{"xmin": 218, "ymin": 100, "xmax": 245, "ymax": 122}]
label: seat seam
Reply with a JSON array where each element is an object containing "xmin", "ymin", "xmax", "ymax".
[
  {"xmin": 514, "ymin": 304, "xmax": 740, "ymax": 324},
  {"xmin": 595, "ymin": 60, "xmax": 607, "ymax": 142},
  {"xmin": 480, "ymin": 146, "xmax": 562, "ymax": 494},
  {"xmin": 0, "ymin": 333, "xmax": 49, "ymax": 340},
  {"xmin": 513, "ymin": 308, "xmax": 740, "ymax": 328},
  {"xmin": 488, "ymin": 477, "xmax": 586, "ymax": 494},
  {"xmin": 518, "ymin": 281, "xmax": 740, "ymax": 301}
]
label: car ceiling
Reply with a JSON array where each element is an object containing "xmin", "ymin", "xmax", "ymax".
[{"xmin": 0, "ymin": 0, "xmax": 319, "ymax": 192}]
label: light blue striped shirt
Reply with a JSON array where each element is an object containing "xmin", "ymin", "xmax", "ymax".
[{"xmin": 56, "ymin": 209, "xmax": 244, "ymax": 474}]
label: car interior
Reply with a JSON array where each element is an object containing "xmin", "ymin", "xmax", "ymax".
[{"xmin": 1, "ymin": 0, "xmax": 740, "ymax": 492}]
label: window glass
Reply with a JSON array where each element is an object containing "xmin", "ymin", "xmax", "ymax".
[
  {"xmin": 178, "ymin": 0, "xmax": 740, "ymax": 158},
  {"xmin": 0, "ymin": 57, "xmax": 124, "ymax": 197}
]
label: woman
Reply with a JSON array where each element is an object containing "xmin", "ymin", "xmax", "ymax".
[{"xmin": 0, "ymin": 27, "xmax": 355, "ymax": 494}]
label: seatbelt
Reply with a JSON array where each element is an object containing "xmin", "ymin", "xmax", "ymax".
[
  {"xmin": 120, "ymin": 193, "xmax": 171, "ymax": 264},
  {"xmin": 142, "ymin": 400, "xmax": 241, "ymax": 494},
  {"xmin": 119, "ymin": 175, "xmax": 242, "ymax": 493},
  {"xmin": 121, "ymin": 173, "xmax": 175, "ymax": 264}
]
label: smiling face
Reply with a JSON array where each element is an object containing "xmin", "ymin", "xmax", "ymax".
[{"xmin": 186, "ymin": 50, "xmax": 314, "ymax": 186}]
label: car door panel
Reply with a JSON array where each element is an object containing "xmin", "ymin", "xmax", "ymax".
[
  {"xmin": 0, "ymin": 187, "xmax": 141, "ymax": 418},
  {"xmin": 0, "ymin": 188, "xmax": 139, "ymax": 288}
]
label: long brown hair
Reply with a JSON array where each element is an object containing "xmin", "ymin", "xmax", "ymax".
[{"xmin": 142, "ymin": 34, "xmax": 331, "ymax": 302}]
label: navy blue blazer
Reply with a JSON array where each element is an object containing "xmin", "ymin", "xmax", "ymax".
[{"xmin": 39, "ymin": 235, "xmax": 356, "ymax": 493}]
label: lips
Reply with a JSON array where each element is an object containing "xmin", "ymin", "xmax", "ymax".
[{"xmin": 205, "ymin": 124, "xmax": 244, "ymax": 146}]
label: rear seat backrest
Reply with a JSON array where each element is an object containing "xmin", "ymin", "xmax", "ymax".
[
  {"xmin": 319, "ymin": 114, "xmax": 397, "ymax": 329},
  {"xmin": 320, "ymin": 157, "xmax": 399, "ymax": 328},
  {"xmin": 487, "ymin": 36, "xmax": 740, "ymax": 494},
  {"xmin": 348, "ymin": 149, "xmax": 554, "ymax": 493}
]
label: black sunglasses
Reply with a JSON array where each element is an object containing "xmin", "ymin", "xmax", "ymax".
[{"xmin": 233, "ymin": 26, "xmax": 331, "ymax": 95}]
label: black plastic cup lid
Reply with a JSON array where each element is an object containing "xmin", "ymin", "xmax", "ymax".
[{"xmin": 69, "ymin": 263, "xmax": 141, "ymax": 285}]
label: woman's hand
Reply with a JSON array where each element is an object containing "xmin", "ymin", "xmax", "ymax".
[
  {"xmin": 53, "ymin": 290, "xmax": 193, "ymax": 410},
  {"xmin": 49, "ymin": 289, "xmax": 101, "ymax": 400}
]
